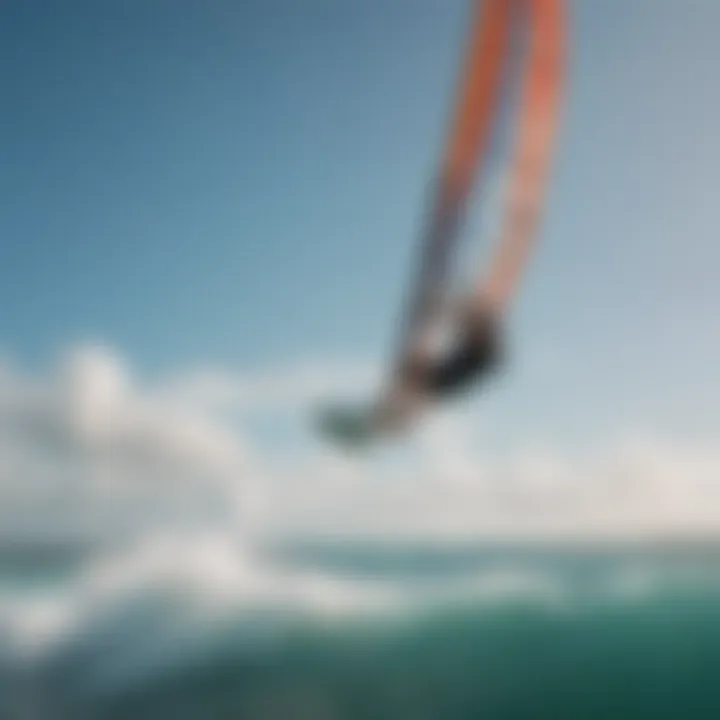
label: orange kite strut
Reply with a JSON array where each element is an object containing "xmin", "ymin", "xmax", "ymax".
[
  {"xmin": 315, "ymin": 0, "xmax": 566, "ymax": 447},
  {"xmin": 395, "ymin": 0, "xmax": 566, "ymax": 370}
]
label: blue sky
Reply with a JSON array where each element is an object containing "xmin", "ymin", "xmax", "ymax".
[{"xmin": 2, "ymin": 0, "xmax": 719, "ymax": 450}]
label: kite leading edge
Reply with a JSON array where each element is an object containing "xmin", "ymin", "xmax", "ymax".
[{"xmin": 318, "ymin": 0, "xmax": 566, "ymax": 448}]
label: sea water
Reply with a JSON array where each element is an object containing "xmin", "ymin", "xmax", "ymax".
[{"xmin": 2, "ymin": 535, "xmax": 720, "ymax": 719}]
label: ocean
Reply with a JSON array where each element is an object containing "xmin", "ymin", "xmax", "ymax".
[{"xmin": 3, "ymin": 535, "xmax": 720, "ymax": 719}]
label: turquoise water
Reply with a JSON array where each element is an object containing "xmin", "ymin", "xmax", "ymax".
[{"xmin": 5, "ymin": 542, "xmax": 720, "ymax": 719}]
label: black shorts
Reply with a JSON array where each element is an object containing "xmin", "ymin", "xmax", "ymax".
[{"xmin": 422, "ymin": 310, "xmax": 502, "ymax": 397}]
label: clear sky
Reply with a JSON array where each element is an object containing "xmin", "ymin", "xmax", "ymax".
[{"xmin": 2, "ymin": 0, "xmax": 720, "ymax": 451}]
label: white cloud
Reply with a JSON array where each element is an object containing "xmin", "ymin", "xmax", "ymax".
[
  {"xmin": 0, "ymin": 343, "xmax": 719, "ymax": 545},
  {"xmin": 0, "ymin": 344, "xmax": 249, "ymax": 539},
  {"xmin": 252, "ymin": 417, "xmax": 720, "ymax": 542}
]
